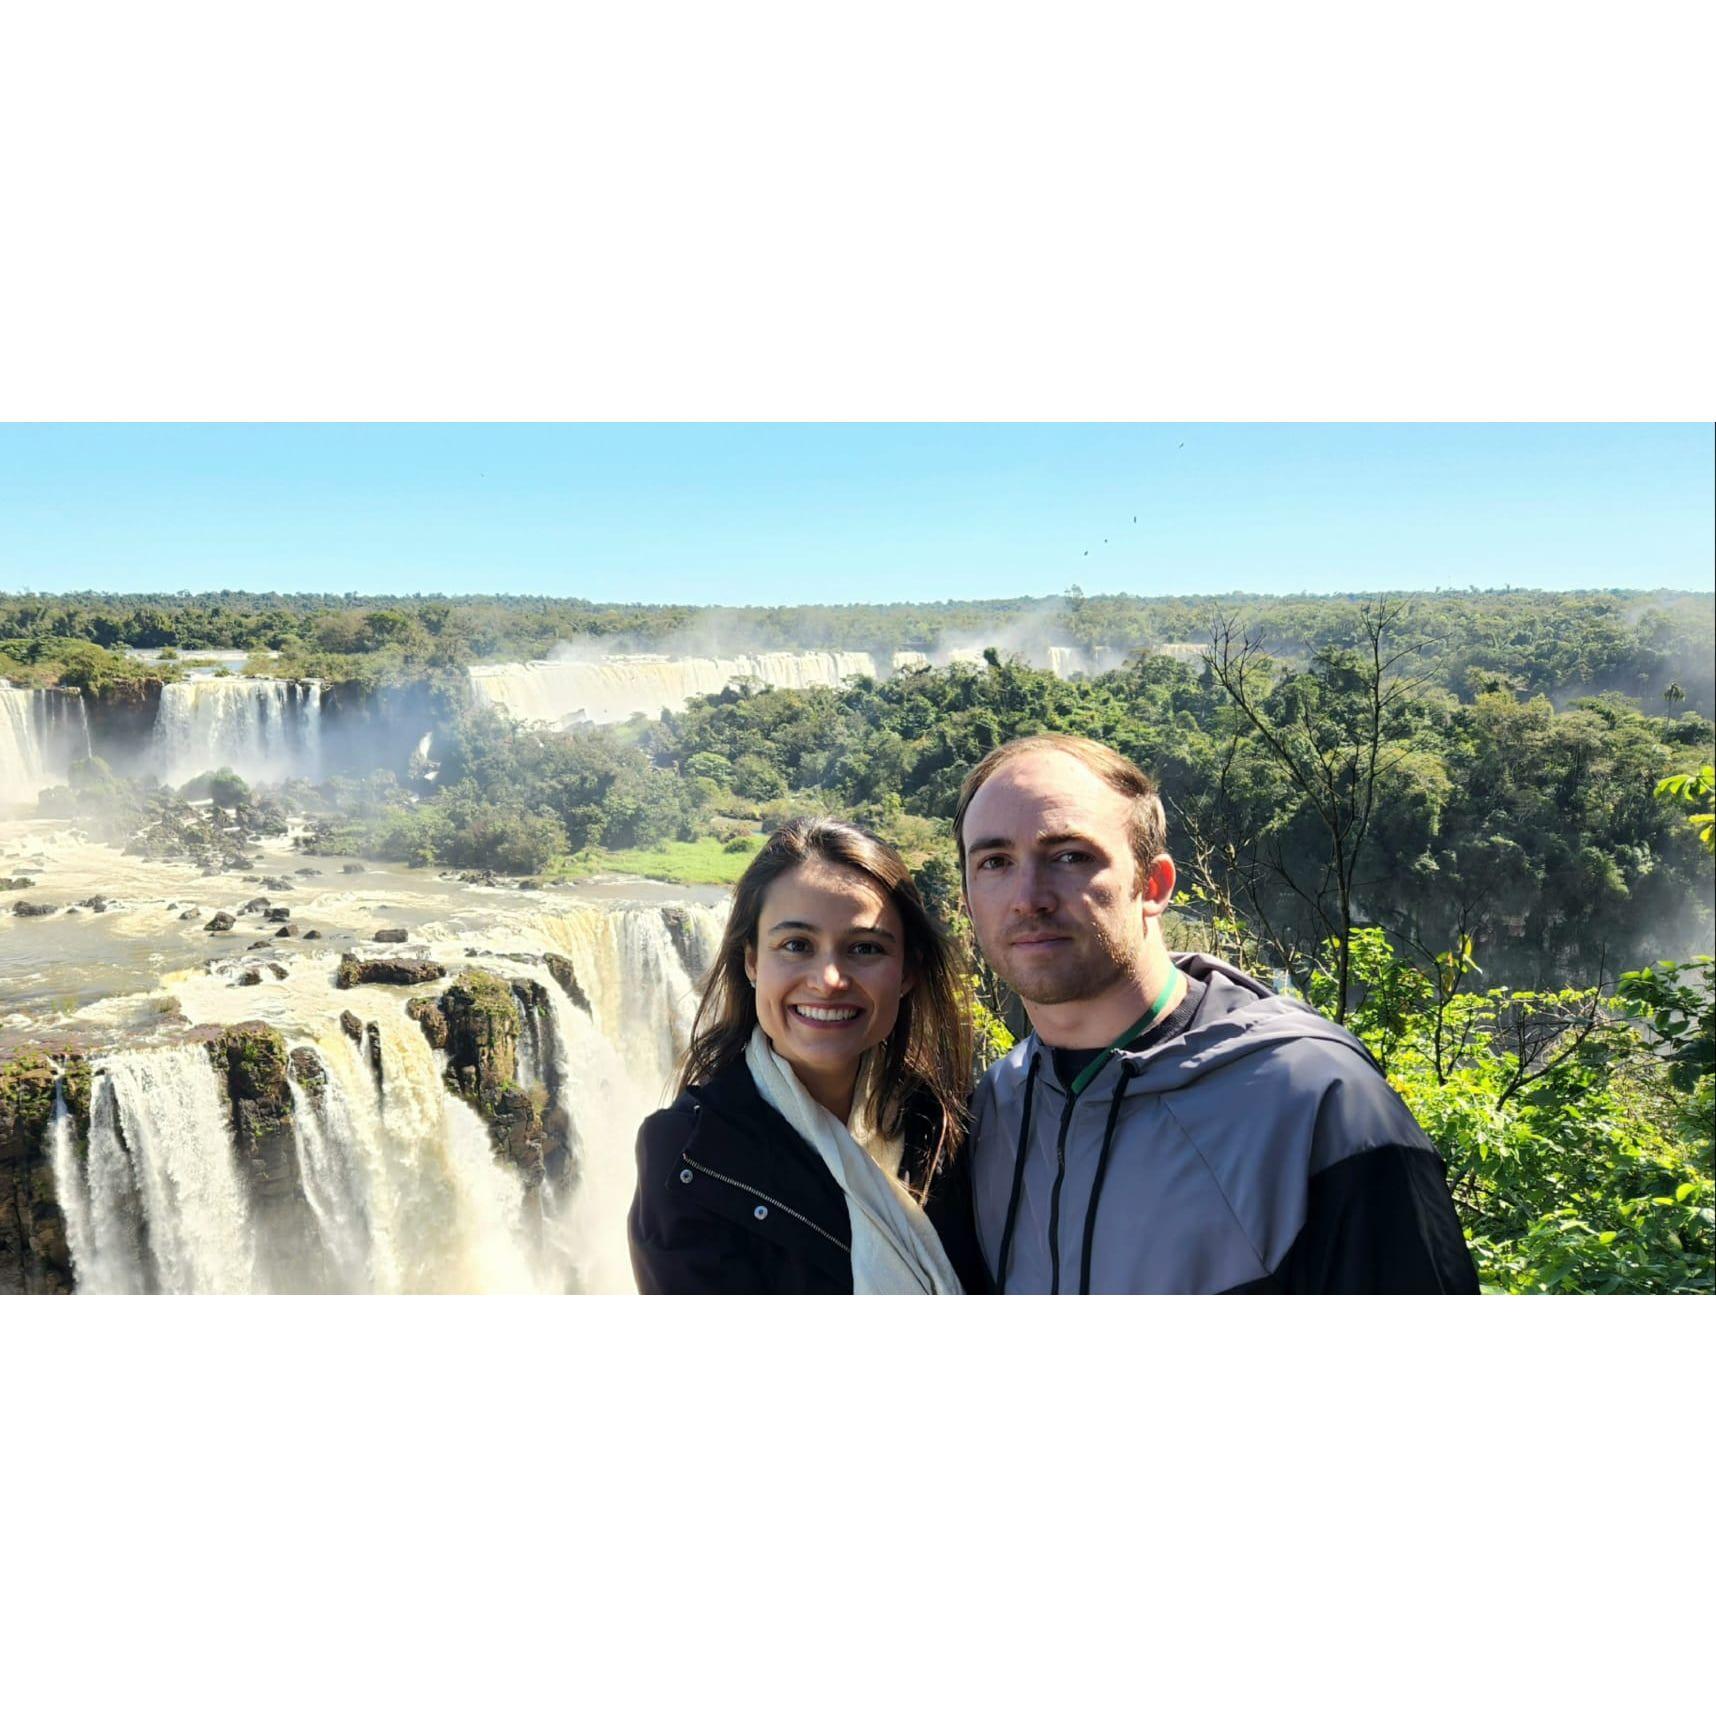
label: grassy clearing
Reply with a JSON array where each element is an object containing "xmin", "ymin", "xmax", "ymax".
[{"xmin": 545, "ymin": 836, "xmax": 757, "ymax": 887}]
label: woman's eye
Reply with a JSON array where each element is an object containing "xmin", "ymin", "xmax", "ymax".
[
  {"xmin": 977, "ymin": 854, "xmax": 1008, "ymax": 871},
  {"xmin": 779, "ymin": 937, "xmax": 811, "ymax": 954},
  {"xmin": 850, "ymin": 941, "xmax": 886, "ymax": 957}
]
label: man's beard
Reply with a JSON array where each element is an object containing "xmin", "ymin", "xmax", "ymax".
[{"xmin": 988, "ymin": 914, "xmax": 1142, "ymax": 1006}]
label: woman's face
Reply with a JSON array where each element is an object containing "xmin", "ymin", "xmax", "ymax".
[{"xmin": 743, "ymin": 857, "xmax": 912, "ymax": 1095}]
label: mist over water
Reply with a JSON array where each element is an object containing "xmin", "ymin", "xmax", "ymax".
[
  {"xmin": 151, "ymin": 679, "xmax": 324, "ymax": 786},
  {"xmin": 0, "ymin": 685, "xmax": 91, "ymax": 805}
]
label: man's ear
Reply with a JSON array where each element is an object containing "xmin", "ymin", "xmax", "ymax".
[{"xmin": 1140, "ymin": 853, "xmax": 1177, "ymax": 917}]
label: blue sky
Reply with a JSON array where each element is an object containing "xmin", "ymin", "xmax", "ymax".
[{"xmin": 0, "ymin": 425, "xmax": 1709, "ymax": 602}]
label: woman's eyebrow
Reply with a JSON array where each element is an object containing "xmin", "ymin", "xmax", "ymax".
[{"xmin": 765, "ymin": 919, "xmax": 898, "ymax": 939}]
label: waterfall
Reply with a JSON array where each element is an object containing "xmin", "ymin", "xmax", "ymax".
[
  {"xmin": 59, "ymin": 1046, "xmax": 257, "ymax": 1293},
  {"xmin": 150, "ymin": 679, "xmax": 324, "ymax": 786},
  {"xmin": 468, "ymin": 651, "xmax": 882, "ymax": 727},
  {"xmin": 285, "ymin": 1060, "xmax": 373, "ymax": 1292},
  {"xmin": 519, "ymin": 902, "xmax": 725, "ymax": 1291},
  {"xmin": 0, "ymin": 684, "xmax": 91, "ymax": 805},
  {"xmin": 44, "ymin": 899, "xmax": 726, "ymax": 1294}
]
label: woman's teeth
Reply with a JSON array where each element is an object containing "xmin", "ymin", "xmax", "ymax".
[{"xmin": 791, "ymin": 1004, "xmax": 860, "ymax": 1022}]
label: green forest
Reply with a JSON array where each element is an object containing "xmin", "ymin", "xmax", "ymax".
[{"xmin": 8, "ymin": 588, "xmax": 1713, "ymax": 1292}]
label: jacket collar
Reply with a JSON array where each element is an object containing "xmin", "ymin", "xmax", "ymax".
[{"xmin": 685, "ymin": 1056, "xmax": 854, "ymax": 1245}]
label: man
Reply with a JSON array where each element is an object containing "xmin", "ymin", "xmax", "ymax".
[{"xmin": 955, "ymin": 733, "xmax": 1479, "ymax": 1293}]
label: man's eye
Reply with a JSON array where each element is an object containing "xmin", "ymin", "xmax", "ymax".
[{"xmin": 1053, "ymin": 850, "xmax": 1092, "ymax": 864}]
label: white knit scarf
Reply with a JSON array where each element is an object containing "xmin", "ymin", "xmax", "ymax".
[{"xmin": 745, "ymin": 1026, "xmax": 963, "ymax": 1296}]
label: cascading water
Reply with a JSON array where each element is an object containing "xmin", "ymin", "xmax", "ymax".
[
  {"xmin": 150, "ymin": 679, "xmax": 324, "ymax": 786},
  {"xmin": 65, "ymin": 1046, "xmax": 257, "ymax": 1293},
  {"xmin": 468, "ymin": 651, "xmax": 882, "ymax": 726},
  {"xmin": 0, "ymin": 684, "xmax": 91, "ymax": 805},
  {"xmin": 38, "ymin": 893, "xmax": 726, "ymax": 1294}
]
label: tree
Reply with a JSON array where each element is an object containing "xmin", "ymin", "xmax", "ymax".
[{"xmin": 1199, "ymin": 601, "xmax": 1438, "ymax": 1020}]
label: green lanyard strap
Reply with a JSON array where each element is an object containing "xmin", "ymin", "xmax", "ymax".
[{"xmin": 1066, "ymin": 971, "xmax": 1187, "ymax": 1098}]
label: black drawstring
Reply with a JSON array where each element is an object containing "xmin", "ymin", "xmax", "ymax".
[
  {"xmin": 1078, "ymin": 1065, "xmax": 1136, "ymax": 1295},
  {"xmin": 994, "ymin": 1054, "xmax": 1040, "ymax": 1292}
]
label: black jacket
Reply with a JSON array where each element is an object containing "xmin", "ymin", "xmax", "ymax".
[{"xmin": 628, "ymin": 1056, "xmax": 991, "ymax": 1294}]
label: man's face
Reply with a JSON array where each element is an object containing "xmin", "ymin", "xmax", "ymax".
[{"xmin": 962, "ymin": 751, "xmax": 1158, "ymax": 1006}]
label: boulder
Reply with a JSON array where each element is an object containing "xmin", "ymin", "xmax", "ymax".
[
  {"xmin": 77, "ymin": 895, "xmax": 110, "ymax": 913},
  {"xmin": 341, "ymin": 863, "xmax": 365, "ymax": 874},
  {"xmin": 371, "ymin": 926, "xmax": 409, "ymax": 944},
  {"xmin": 407, "ymin": 995, "xmax": 450, "ymax": 1050},
  {"xmin": 0, "ymin": 877, "xmax": 33, "ymax": 891},
  {"xmin": 274, "ymin": 924, "xmax": 299, "ymax": 938},
  {"xmin": 206, "ymin": 911, "xmax": 236, "ymax": 932},
  {"xmin": 264, "ymin": 906, "xmax": 291, "ymax": 923},
  {"xmin": 302, "ymin": 929, "xmax": 322, "ymax": 941},
  {"xmin": 233, "ymin": 969, "xmax": 263, "ymax": 986},
  {"xmin": 336, "ymin": 954, "xmax": 445, "ymax": 989},
  {"xmin": 242, "ymin": 897, "xmax": 271, "ymax": 914},
  {"xmin": 178, "ymin": 908, "xmax": 200, "ymax": 921},
  {"xmin": 544, "ymin": 953, "xmax": 591, "ymax": 1015},
  {"xmin": 339, "ymin": 1010, "xmax": 364, "ymax": 1043},
  {"xmin": 12, "ymin": 900, "xmax": 55, "ymax": 918}
]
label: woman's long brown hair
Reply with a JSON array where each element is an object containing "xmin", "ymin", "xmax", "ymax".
[{"xmin": 677, "ymin": 817, "xmax": 971, "ymax": 1182}]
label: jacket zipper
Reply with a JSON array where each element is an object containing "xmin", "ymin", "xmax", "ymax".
[
  {"xmin": 680, "ymin": 1153, "xmax": 852, "ymax": 1254},
  {"xmin": 1045, "ymin": 1087, "xmax": 1082, "ymax": 1295}
]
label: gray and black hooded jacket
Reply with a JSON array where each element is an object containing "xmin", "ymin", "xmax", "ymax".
[{"xmin": 969, "ymin": 952, "xmax": 1480, "ymax": 1294}]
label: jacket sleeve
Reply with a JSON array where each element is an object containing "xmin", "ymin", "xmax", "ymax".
[
  {"xmin": 923, "ymin": 1128, "xmax": 995, "ymax": 1295},
  {"xmin": 1273, "ymin": 1143, "xmax": 1481, "ymax": 1295},
  {"xmin": 627, "ymin": 1109, "xmax": 771, "ymax": 1295}
]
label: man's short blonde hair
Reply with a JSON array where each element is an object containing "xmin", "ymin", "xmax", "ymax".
[{"xmin": 953, "ymin": 733, "xmax": 1168, "ymax": 886}]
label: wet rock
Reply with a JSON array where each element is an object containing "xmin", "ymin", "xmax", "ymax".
[
  {"xmin": 77, "ymin": 895, "xmax": 109, "ymax": 913},
  {"xmin": 0, "ymin": 1049, "xmax": 82, "ymax": 1294},
  {"xmin": 11, "ymin": 900, "xmax": 55, "ymax": 918},
  {"xmin": 260, "ymin": 876, "xmax": 295, "ymax": 891},
  {"xmin": 206, "ymin": 911, "xmax": 236, "ymax": 932},
  {"xmin": 339, "ymin": 1010, "xmax": 364, "ymax": 1043},
  {"xmin": 436, "ymin": 971, "xmax": 546, "ymax": 1183},
  {"xmin": 207, "ymin": 1024, "xmax": 321, "ymax": 1288},
  {"xmin": 242, "ymin": 897, "xmax": 271, "ymax": 914},
  {"xmin": 268, "ymin": 963, "xmax": 288, "ymax": 980},
  {"xmin": 371, "ymin": 927, "xmax": 409, "ymax": 944},
  {"xmin": 408, "ymin": 995, "xmax": 450, "ymax": 1051},
  {"xmin": 341, "ymin": 863, "xmax": 365, "ymax": 874},
  {"xmin": 248, "ymin": 940, "xmax": 273, "ymax": 950},
  {"xmin": 302, "ymin": 929, "xmax": 322, "ymax": 941},
  {"xmin": 0, "ymin": 876, "xmax": 34, "ymax": 890},
  {"xmin": 274, "ymin": 924, "xmax": 299, "ymax": 938},
  {"xmin": 544, "ymin": 953, "xmax": 592, "ymax": 1015},
  {"xmin": 178, "ymin": 908, "xmax": 200, "ymax": 921},
  {"xmin": 335, "ymin": 954, "xmax": 446, "ymax": 989},
  {"xmin": 234, "ymin": 968, "xmax": 264, "ymax": 986},
  {"xmin": 264, "ymin": 906, "xmax": 291, "ymax": 923},
  {"xmin": 287, "ymin": 1046, "xmax": 325, "ymax": 1091},
  {"xmin": 295, "ymin": 868, "xmax": 322, "ymax": 877},
  {"xmin": 660, "ymin": 906, "xmax": 705, "ymax": 978}
]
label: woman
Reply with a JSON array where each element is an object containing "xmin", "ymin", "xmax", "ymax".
[{"xmin": 628, "ymin": 817, "xmax": 989, "ymax": 1294}]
